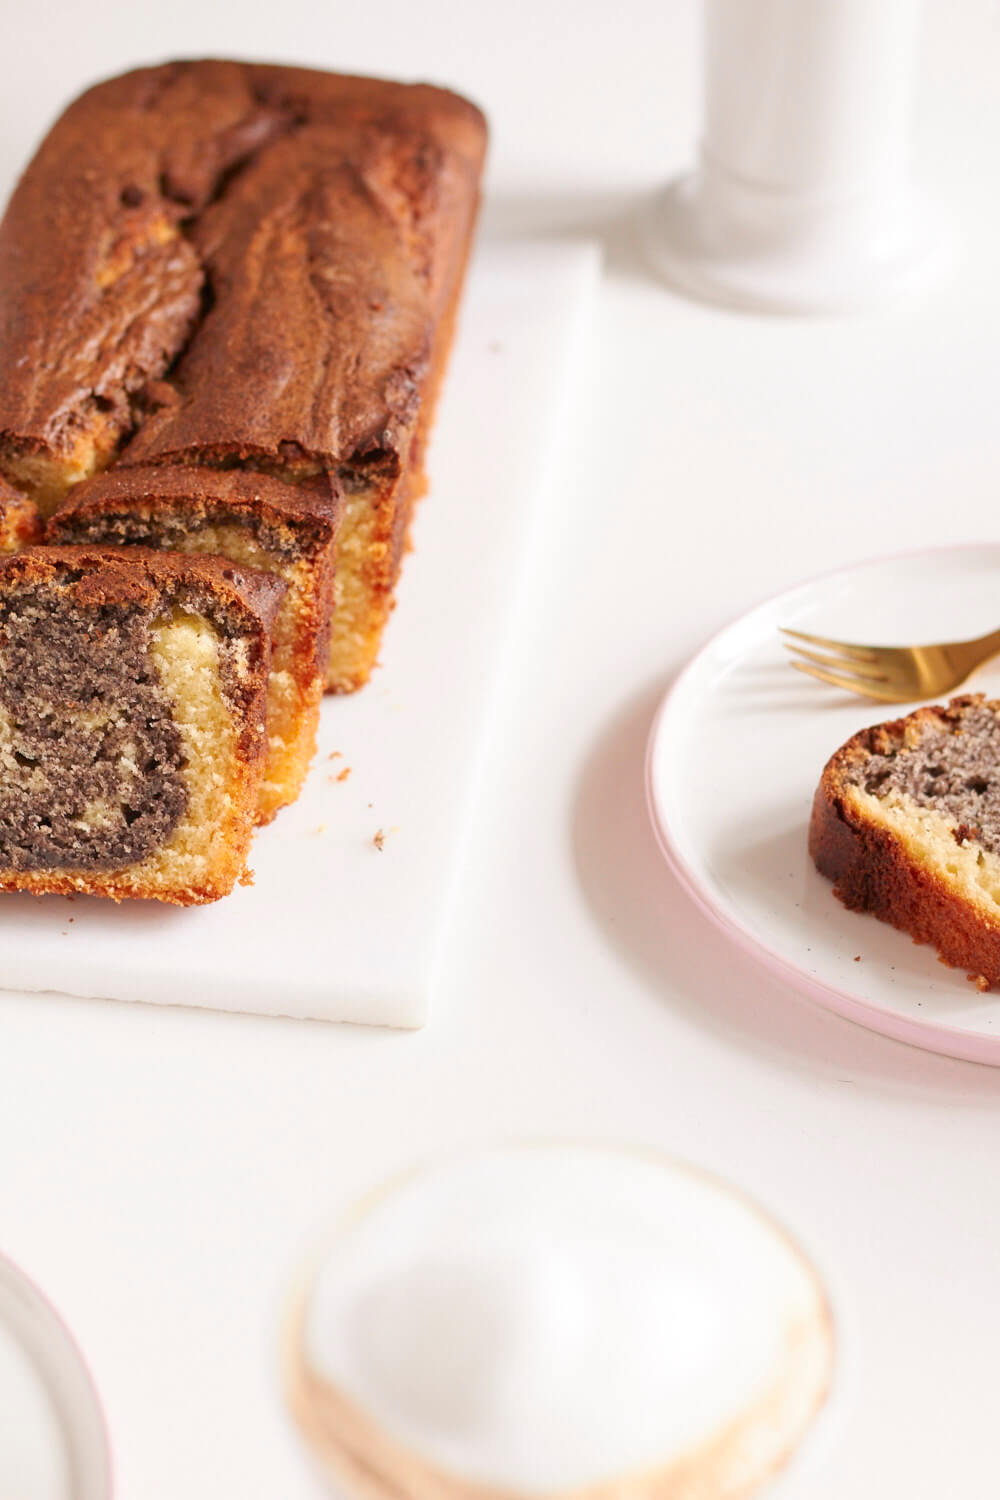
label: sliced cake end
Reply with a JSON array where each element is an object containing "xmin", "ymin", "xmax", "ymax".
[{"xmin": 0, "ymin": 546, "xmax": 284, "ymax": 904}]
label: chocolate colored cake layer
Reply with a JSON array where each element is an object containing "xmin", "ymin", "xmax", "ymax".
[
  {"xmin": 0, "ymin": 546, "xmax": 284, "ymax": 903},
  {"xmin": 848, "ymin": 701, "xmax": 1000, "ymax": 856},
  {"xmin": 0, "ymin": 584, "xmax": 187, "ymax": 869}
]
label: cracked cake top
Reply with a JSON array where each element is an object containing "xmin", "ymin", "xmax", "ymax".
[{"xmin": 0, "ymin": 60, "xmax": 487, "ymax": 483}]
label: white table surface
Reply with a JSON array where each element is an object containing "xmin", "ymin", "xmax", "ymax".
[{"xmin": 1, "ymin": 2, "xmax": 999, "ymax": 1496}]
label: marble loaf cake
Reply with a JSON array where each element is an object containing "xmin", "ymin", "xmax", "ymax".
[
  {"xmin": 0, "ymin": 547, "xmax": 283, "ymax": 904},
  {"xmin": 0, "ymin": 59, "xmax": 488, "ymax": 693},
  {"xmin": 0, "ymin": 60, "xmax": 487, "ymax": 905}
]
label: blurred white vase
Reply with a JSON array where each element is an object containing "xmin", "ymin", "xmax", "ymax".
[{"xmin": 646, "ymin": 0, "xmax": 949, "ymax": 313}]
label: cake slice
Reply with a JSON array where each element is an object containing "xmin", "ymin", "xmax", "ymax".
[
  {"xmin": 811, "ymin": 694, "xmax": 1000, "ymax": 987},
  {"xmin": 48, "ymin": 466, "xmax": 339, "ymax": 822},
  {"xmin": 0, "ymin": 478, "xmax": 42, "ymax": 554},
  {"xmin": 0, "ymin": 546, "xmax": 284, "ymax": 904}
]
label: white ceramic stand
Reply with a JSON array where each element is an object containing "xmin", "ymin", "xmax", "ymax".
[{"xmin": 646, "ymin": 0, "xmax": 947, "ymax": 313}]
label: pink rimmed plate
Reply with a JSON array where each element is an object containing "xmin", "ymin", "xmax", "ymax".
[
  {"xmin": 0, "ymin": 1251, "xmax": 110, "ymax": 1498},
  {"xmin": 647, "ymin": 545, "xmax": 1000, "ymax": 1065}
]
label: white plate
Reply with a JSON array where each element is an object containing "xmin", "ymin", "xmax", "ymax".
[
  {"xmin": 0, "ymin": 1252, "xmax": 110, "ymax": 1499},
  {"xmin": 647, "ymin": 545, "xmax": 1000, "ymax": 1066},
  {"xmin": 287, "ymin": 1143, "xmax": 836, "ymax": 1500}
]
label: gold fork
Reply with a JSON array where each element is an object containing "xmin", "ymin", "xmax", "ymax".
[{"xmin": 780, "ymin": 624, "xmax": 1000, "ymax": 703}]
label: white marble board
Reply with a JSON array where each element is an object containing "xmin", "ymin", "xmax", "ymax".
[{"xmin": 0, "ymin": 240, "xmax": 600, "ymax": 1026}]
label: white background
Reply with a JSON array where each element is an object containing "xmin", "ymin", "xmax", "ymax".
[{"xmin": 2, "ymin": 2, "xmax": 1000, "ymax": 1495}]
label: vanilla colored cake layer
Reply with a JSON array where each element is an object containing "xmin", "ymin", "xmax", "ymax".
[
  {"xmin": 49, "ymin": 467, "xmax": 340, "ymax": 822},
  {"xmin": 811, "ymin": 694, "xmax": 1000, "ymax": 988},
  {"xmin": 0, "ymin": 547, "xmax": 283, "ymax": 904}
]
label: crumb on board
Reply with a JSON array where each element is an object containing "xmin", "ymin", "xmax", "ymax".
[
  {"xmin": 970, "ymin": 973, "xmax": 991, "ymax": 992},
  {"xmin": 337, "ymin": 767, "xmax": 351, "ymax": 782},
  {"xmin": 854, "ymin": 955, "xmax": 860, "ymax": 962},
  {"xmin": 373, "ymin": 829, "xmax": 385, "ymax": 851},
  {"xmin": 328, "ymin": 750, "xmax": 342, "ymax": 761},
  {"xmin": 315, "ymin": 824, "xmax": 327, "ymax": 836}
]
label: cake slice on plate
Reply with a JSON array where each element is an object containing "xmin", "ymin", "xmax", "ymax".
[
  {"xmin": 811, "ymin": 694, "xmax": 1000, "ymax": 988},
  {"xmin": 0, "ymin": 546, "xmax": 283, "ymax": 905}
]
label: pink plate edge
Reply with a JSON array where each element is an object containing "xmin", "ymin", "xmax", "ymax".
[
  {"xmin": 0, "ymin": 1249, "xmax": 114, "ymax": 1498},
  {"xmin": 644, "ymin": 542, "xmax": 1000, "ymax": 1069}
]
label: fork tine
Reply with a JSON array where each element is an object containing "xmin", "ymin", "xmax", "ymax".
[
  {"xmin": 779, "ymin": 626, "xmax": 879, "ymax": 663},
  {"xmin": 788, "ymin": 659, "xmax": 910, "ymax": 703},
  {"xmin": 782, "ymin": 642, "xmax": 890, "ymax": 683}
]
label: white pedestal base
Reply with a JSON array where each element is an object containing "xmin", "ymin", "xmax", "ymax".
[
  {"xmin": 644, "ymin": 168, "xmax": 949, "ymax": 316},
  {"xmin": 647, "ymin": 0, "xmax": 950, "ymax": 316}
]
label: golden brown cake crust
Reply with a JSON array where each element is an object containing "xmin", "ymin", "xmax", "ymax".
[
  {"xmin": 0, "ymin": 478, "xmax": 42, "ymax": 553},
  {"xmin": 0, "ymin": 60, "xmax": 487, "ymax": 482},
  {"xmin": 0, "ymin": 863, "xmax": 246, "ymax": 908},
  {"xmin": 810, "ymin": 695, "xmax": 1000, "ymax": 987},
  {"xmin": 0, "ymin": 542, "xmax": 284, "ymax": 634},
  {"xmin": 50, "ymin": 464, "xmax": 341, "ymax": 537}
]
